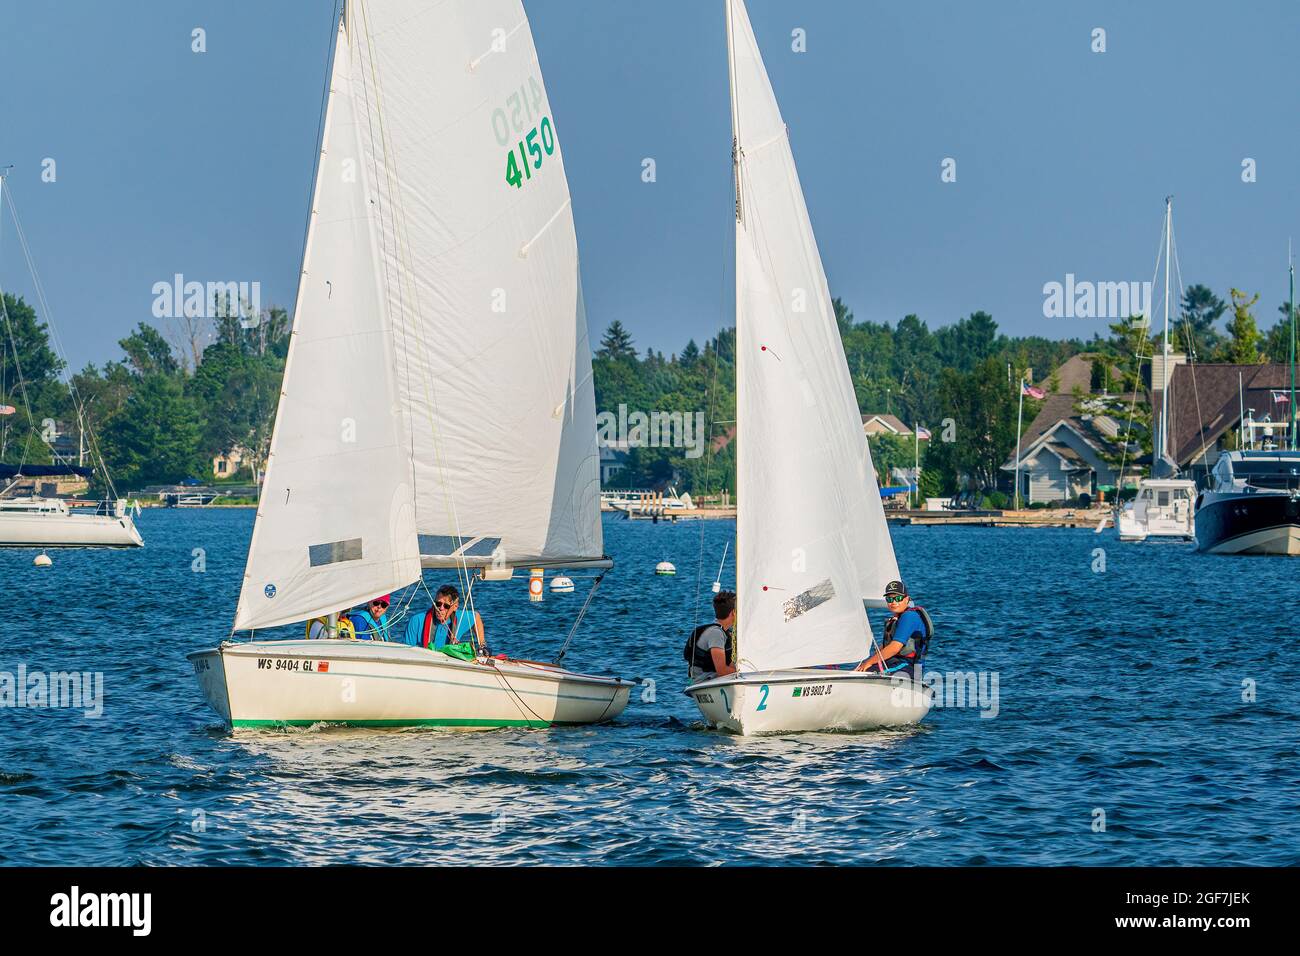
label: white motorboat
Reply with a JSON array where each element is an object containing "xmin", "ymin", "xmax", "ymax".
[
  {"xmin": 684, "ymin": 0, "xmax": 932, "ymax": 736},
  {"xmin": 190, "ymin": 0, "xmax": 630, "ymax": 730},
  {"xmin": 1116, "ymin": 478, "xmax": 1196, "ymax": 541},
  {"xmin": 0, "ymin": 495, "xmax": 142, "ymax": 548}
]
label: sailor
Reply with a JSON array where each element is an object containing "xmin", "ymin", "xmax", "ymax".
[
  {"xmin": 855, "ymin": 580, "xmax": 932, "ymax": 676},
  {"xmin": 401, "ymin": 584, "xmax": 485, "ymax": 658},
  {"xmin": 684, "ymin": 590, "xmax": 737, "ymax": 681},
  {"xmin": 344, "ymin": 595, "xmax": 393, "ymax": 641}
]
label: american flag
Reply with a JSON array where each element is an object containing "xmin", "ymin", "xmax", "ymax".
[
  {"xmin": 1021, "ymin": 382, "xmax": 1046, "ymax": 400},
  {"xmin": 915, "ymin": 425, "xmax": 932, "ymax": 440},
  {"xmin": 1271, "ymin": 390, "xmax": 1291, "ymax": 405}
]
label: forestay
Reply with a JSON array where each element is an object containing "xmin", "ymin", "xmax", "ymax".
[
  {"xmin": 729, "ymin": 0, "xmax": 899, "ymax": 672},
  {"xmin": 234, "ymin": 21, "xmax": 420, "ymax": 631},
  {"xmin": 351, "ymin": 0, "xmax": 604, "ymax": 570}
]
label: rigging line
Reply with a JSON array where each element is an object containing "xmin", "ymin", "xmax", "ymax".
[
  {"xmin": 692, "ymin": 125, "xmax": 737, "ymax": 639},
  {"xmin": 357, "ymin": 0, "xmax": 474, "ymax": 605},
  {"xmin": 553, "ymin": 570, "xmax": 605, "ymax": 665},
  {"xmin": 1169, "ymin": 225, "xmax": 1212, "ymax": 481},
  {"xmin": 2, "ymin": 186, "xmax": 118, "ymax": 494}
]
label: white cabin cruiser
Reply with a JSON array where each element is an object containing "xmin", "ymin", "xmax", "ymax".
[
  {"xmin": 1116, "ymin": 478, "xmax": 1196, "ymax": 541},
  {"xmin": 683, "ymin": 0, "xmax": 933, "ymax": 735},
  {"xmin": 190, "ymin": 0, "xmax": 631, "ymax": 730}
]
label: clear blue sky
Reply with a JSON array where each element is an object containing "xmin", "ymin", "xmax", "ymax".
[{"xmin": 2, "ymin": 0, "xmax": 1298, "ymax": 372}]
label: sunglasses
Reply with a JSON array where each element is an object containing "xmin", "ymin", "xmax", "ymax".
[
  {"xmin": 884, "ymin": 594, "xmax": 907, "ymax": 603},
  {"xmin": 370, "ymin": 601, "xmax": 388, "ymax": 609},
  {"xmin": 435, "ymin": 600, "xmax": 455, "ymax": 610}
]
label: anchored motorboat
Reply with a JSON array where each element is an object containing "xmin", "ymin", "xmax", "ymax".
[{"xmin": 1195, "ymin": 449, "xmax": 1300, "ymax": 555}]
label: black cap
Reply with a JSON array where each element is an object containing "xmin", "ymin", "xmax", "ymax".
[{"xmin": 884, "ymin": 580, "xmax": 908, "ymax": 600}]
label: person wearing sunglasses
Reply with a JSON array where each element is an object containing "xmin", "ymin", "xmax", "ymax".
[
  {"xmin": 401, "ymin": 584, "xmax": 485, "ymax": 659},
  {"xmin": 855, "ymin": 579, "xmax": 932, "ymax": 676},
  {"xmin": 343, "ymin": 594, "xmax": 393, "ymax": 641}
]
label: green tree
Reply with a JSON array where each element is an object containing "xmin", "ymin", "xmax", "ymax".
[
  {"xmin": 597, "ymin": 320, "xmax": 636, "ymax": 361},
  {"xmin": 1219, "ymin": 289, "xmax": 1262, "ymax": 364},
  {"xmin": 103, "ymin": 373, "xmax": 203, "ymax": 485},
  {"xmin": 1179, "ymin": 284, "xmax": 1226, "ymax": 360}
]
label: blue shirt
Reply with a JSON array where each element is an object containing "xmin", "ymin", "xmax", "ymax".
[
  {"xmin": 399, "ymin": 608, "xmax": 475, "ymax": 649},
  {"xmin": 891, "ymin": 608, "xmax": 925, "ymax": 651}
]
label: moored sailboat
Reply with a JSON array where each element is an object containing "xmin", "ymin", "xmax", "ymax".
[
  {"xmin": 684, "ymin": 0, "xmax": 933, "ymax": 735},
  {"xmin": 189, "ymin": 0, "xmax": 632, "ymax": 729}
]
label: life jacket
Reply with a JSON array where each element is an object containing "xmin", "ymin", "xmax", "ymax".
[
  {"xmin": 421, "ymin": 608, "xmax": 475, "ymax": 650},
  {"xmin": 345, "ymin": 609, "xmax": 388, "ymax": 642},
  {"xmin": 306, "ymin": 617, "xmax": 353, "ymax": 639},
  {"xmin": 883, "ymin": 604, "xmax": 933, "ymax": 670},
  {"xmin": 683, "ymin": 623, "xmax": 733, "ymax": 673}
]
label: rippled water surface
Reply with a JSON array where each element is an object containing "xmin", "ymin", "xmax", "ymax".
[{"xmin": 1, "ymin": 509, "xmax": 1296, "ymax": 865}]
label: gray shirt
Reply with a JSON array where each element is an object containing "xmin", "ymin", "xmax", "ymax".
[{"xmin": 688, "ymin": 623, "xmax": 730, "ymax": 680}]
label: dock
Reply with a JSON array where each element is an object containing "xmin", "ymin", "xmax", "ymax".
[{"xmin": 888, "ymin": 507, "xmax": 1110, "ymax": 528}]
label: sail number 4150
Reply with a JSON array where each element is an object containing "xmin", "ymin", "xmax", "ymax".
[{"xmin": 505, "ymin": 117, "xmax": 556, "ymax": 190}]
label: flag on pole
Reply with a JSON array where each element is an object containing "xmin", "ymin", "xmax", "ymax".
[
  {"xmin": 1271, "ymin": 390, "xmax": 1290, "ymax": 405},
  {"xmin": 0, "ymin": 405, "xmax": 16, "ymax": 416},
  {"xmin": 1021, "ymin": 382, "xmax": 1046, "ymax": 400},
  {"xmin": 914, "ymin": 425, "xmax": 932, "ymax": 440}
]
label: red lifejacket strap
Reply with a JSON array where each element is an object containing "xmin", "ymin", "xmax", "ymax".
[{"xmin": 421, "ymin": 609, "xmax": 435, "ymax": 648}]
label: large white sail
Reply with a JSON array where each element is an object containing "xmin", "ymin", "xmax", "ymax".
[
  {"xmin": 234, "ymin": 20, "xmax": 420, "ymax": 631},
  {"xmin": 351, "ymin": 0, "xmax": 604, "ymax": 569},
  {"xmin": 729, "ymin": 0, "xmax": 900, "ymax": 671}
]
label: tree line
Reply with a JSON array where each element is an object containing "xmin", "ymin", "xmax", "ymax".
[{"xmin": 2, "ymin": 280, "xmax": 1294, "ymax": 496}]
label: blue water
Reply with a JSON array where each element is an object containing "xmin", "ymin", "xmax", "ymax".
[{"xmin": 0, "ymin": 510, "xmax": 1296, "ymax": 865}]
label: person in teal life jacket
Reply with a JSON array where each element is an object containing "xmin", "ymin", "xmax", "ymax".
[
  {"xmin": 401, "ymin": 584, "xmax": 485, "ymax": 657},
  {"xmin": 855, "ymin": 579, "xmax": 932, "ymax": 676},
  {"xmin": 344, "ymin": 594, "xmax": 393, "ymax": 641}
]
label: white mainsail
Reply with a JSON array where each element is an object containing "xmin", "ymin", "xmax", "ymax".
[
  {"xmin": 729, "ymin": 0, "xmax": 900, "ymax": 672},
  {"xmin": 234, "ymin": 20, "xmax": 420, "ymax": 631},
  {"xmin": 351, "ymin": 0, "xmax": 604, "ymax": 570}
]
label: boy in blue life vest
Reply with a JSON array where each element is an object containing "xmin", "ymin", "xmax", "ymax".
[
  {"xmin": 855, "ymin": 580, "xmax": 932, "ymax": 677},
  {"xmin": 400, "ymin": 584, "xmax": 486, "ymax": 658},
  {"xmin": 344, "ymin": 594, "xmax": 393, "ymax": 641}
]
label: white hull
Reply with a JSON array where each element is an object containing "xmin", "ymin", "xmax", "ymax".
[
  {"xmin": 1201, "ymin": 524, "xmax": 1300, "ymax": 556},
  {"xmin": 685, "ymin": 670, "xmax": 932, "ymax": 735},
  {"xmin": 188, "ymin": 639, "xmax": 633, "ymax": 730},
  {"xmin": 0, "ymin": 510, "xmax": 143, "ymax": 548}
]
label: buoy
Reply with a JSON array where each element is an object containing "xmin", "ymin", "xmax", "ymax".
[
  {"xmin": 550, "ymin": 575, "xmax": 575, "ymax": 593},
  {"xmin": 655, "ymin": 561, "xmax": 676, "ymax": 576},
  {"xmin": 33, "ymin": 552, "xmax": 52, "ymax": 567},
  {"xmin": 528, "ymin": 568, "xmax": 544, "ymax": 602}
]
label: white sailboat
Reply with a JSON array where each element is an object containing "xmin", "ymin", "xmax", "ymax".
[
  {"xmin": 0, "ymin": 172, "xmax": 143, "ymax": 550},
  {"xmin": 685, "ymin": 0, "xmax": 932, "ymax": 735},
  {"xmin": 1116, "ymin": 197, "xmax": 1196, "ymax": 542},
  {"xmin": 189, "ymin": 0, "xmax": 632, "ymax": 730}
]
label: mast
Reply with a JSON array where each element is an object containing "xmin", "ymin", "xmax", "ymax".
[
  {"xmin": 1289, "ymin": 243, "xmax": 1296, "ymax": 450},
  {"xmin": 725, "ymin": 0, "xmax": 743, "ymax": 658},
  {"xmin": 1160, "ymin": 196, "xmax": 1172, "ymax": 468}
]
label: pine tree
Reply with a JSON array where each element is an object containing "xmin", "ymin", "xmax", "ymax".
[{"xmin": 597, "ymin": 320, "xmax": 636, "ymax": 360}]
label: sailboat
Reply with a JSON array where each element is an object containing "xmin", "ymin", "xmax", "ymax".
[
  {"xmin": 189, "ymin": 0, "xmax": 632, "ymax": 729},
  {"xmin": 1116, "ymin": 197, "xmax": 1196, "ymax": 542},
  {"xmin": 684, "ymin": 0, "xmax": 933, "ymax": 735},
  {"xmin": 0, "ymin": 172, "xmax": 143, "ymax": 550}
]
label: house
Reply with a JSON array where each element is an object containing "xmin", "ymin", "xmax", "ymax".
[
  {"xmin": 599, "ymin": 442, "xmax": 629, "ymax": 485},
  {"xmin": 213, "ymin": 446, "xmax": 248, "ymax": 479},
  {"xmin": 999, "ymin": 354, "xmax": 1127, "ymax": 505},
  {"xmin": 861, "ymin": 413, "xmax": 912, "ymax": 438},
  {"xmin": 1164, "ymin": 363, "xmax": 1300, "ymax": 470}
]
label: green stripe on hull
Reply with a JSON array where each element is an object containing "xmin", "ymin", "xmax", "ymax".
[{"xmin": 229, "ymin": 717, "xmax": 599, "ymax": 729}]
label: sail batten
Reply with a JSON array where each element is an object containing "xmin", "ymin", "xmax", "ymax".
[{"xmin": 729, "ymin": 0, "xmax": 899, "ymax": 672}]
